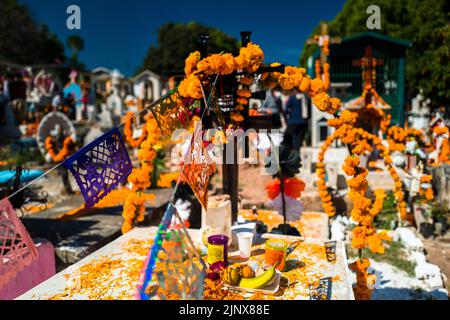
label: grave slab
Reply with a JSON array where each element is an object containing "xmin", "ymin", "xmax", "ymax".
[{"xmin": 18, "ymin": 227, "xmax": 354, "ymax": 300}]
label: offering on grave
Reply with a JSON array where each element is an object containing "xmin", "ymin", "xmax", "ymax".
[
  {"xmin": 237, "ymin": 232, "xmax": 253, "ymax": 259},
  {"xmin": 265, "ymin": 239, "xmax": 287, "ymax": 271},
  {"xmin": 207, "ymin": 234, "xmax": 228, "ymax": 266},
  {"xmin": 222, "ymin": 263, "xmax": 278, "ymax": 291},
  {"xmin": 200, "ymin": 195, "xmax": 232, "ymax": 247}
]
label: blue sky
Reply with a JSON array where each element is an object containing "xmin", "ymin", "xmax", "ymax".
[{"xmin": 20, "ymin": 0, "xmax": 346, "ymax": 76}]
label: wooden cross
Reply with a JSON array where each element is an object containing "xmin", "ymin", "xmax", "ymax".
[
  {"xmin": 306, "ymin": 23, "xmax": 341, "ymax": 65},
  {"xmin": 352, "ymin": 46, "xmax": 384, "ymax": 89}
]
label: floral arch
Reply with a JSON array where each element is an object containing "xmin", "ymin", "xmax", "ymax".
[{"xmin": 121, "ymin": 41, "xmax": 399, "ymax": 299}]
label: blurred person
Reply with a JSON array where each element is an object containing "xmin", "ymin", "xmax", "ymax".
[
  {"xmin": 261, "ymin": 86, "xmax": 284, "ymax": 128},
  {"xmin": 52, "ymin": 91, "xmax": 62, "ymax": 109},
  {"xmin": 283, "ymin": 87, "xmax": 308, "ymax": 150}
]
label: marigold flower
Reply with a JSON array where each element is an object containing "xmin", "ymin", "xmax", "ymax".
[
  {"xmin": 178, "ymin": 74, "xmax": 203, "ymax": 99},
  {"xmin": 184, "ymin": 51, "xmax": 200, "ymax": 76},
  {"xmin": 327, "ymin": 118, "xmax": 342, "ymax": 128},
  {"xmin": 312, "ymin": 92, "xmax": 332, "ymax": 113},
  {"xmin": 236, "ymin": 97, "xmax": 248, "ymax": 105},
  {"xmin": 235, "ymin": 42, "xmax": 264, "ymax": 73},
  {"xmin": 236, "ymin": 89, "xmax": 252, "ymax": 98},
  {"xmin": 240, "ymin": 75, "xmax": 254, "ymax": 86},
  {"xmin": 309, "ymin": 78, "xmax": 324, "ymax": 97},
  {"xmin": 299, "ymin": 76, "xmax": 311, "ymax": 93},
  {"xmin": 339, "ymin": 109, "xmax": 356, "ymax": 125}
]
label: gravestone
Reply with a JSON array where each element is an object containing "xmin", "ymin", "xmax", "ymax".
[
  {"xmin": 106, "ymin": 70, "xmax": 124, "ymax": 120},
  {"xmin": 431, "ymin": 164, "xmax": 450, "ymax": 205},
  {"xmin": 326, "ymin": 162, "xmax": 339, "ymax": 190},
  {"xmin": 409, "ymin": 92, "xmax": 431, "ymax": 130},
  {"xmin": 83, "ymin": 126, "xmax": 104, "ymax": 146},
  {"xmin": 36, "ymin": 111, "xmax": 76, "ymax": 158},
  {"xmin": 98, "ymin": 103, "xmax": 113, "ymax": 129},
  {"xmin": 86, "ymin": 105, "xmax": 97, "ymax": 123},
  {"xmin": 300, "ymin": 148, "xmax": 313, "ymax": 174},
  {"xmin": 132, "ymin": 70, "xmax": 162, "ymax": 102}
]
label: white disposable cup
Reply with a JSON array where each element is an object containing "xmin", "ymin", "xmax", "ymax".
[{"xmin": 237, "ymin": 232, "xmax": 254, "ymax": 259}]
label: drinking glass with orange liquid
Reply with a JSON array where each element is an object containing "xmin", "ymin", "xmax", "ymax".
[{"xmin": 264, "ymin": 239, "xmax": 287, "ymax": 271}]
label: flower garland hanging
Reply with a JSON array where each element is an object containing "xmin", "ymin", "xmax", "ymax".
[
  {"xmin": 45, "ymin": 136, "xmax": 75, "ymax": 163},
  {"xmin": 349, "ymin": 258, "xmax": 376, "ymax": 300},
  {"xmin": 387, "ymin": 126, "xmax": 407, "ymax": 152},
  {"xmin": 157, "ymin": 172, "xmax": 180, "ymax": 188},
  {"xmin": 177, "ymin": 42, "xmax": 400, "ymax": 299},
  {"xmin": 121, "ymin": 116, "xmax": 161, "ymax": 234},
  {"xmin": 419, "ymin": 175, "xmax": 434, "ymax": 201},
  {"xmin": 433, "ymin": 125, "xmax": 450, "ymax": 164},
  {"xmin": 317, "ymin": 110, "xmax": 407, "ymax": 222},
  {"xmin": 123, "ymin": 112, "xmax": 148, "ymax": 148}
]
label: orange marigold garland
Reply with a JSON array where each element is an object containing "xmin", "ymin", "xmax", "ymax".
[
  {"xmin": 123, "ymin": 112, "xmax": 148, "ymax": 148},
  {"xmin": 313, "ymin": 107, "xmax": 405, "ymax": 299},
  {"xmin": 349, "ymin": 258, "xmax": 376, "ymax": 300},
  {"xmin": 157, "ymin": 172, "xmax": 180, "ymax": 188},
  {"xmin": 433, "ymin": 125, "xmax": 450, "ymax": 164},
  {"xmin": 176, "ymin": 43, "xmax": 404, "ymax": 299},
  {"xmin": 121, "ymin": 116, "xmax": 161, "ymax": 233},
  {"xmin": 45, "ymin": 136, "xmax": 75, "ymax": 163}
]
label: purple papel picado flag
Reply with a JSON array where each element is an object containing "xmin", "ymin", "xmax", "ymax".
[{"xmin": 63, "ymin": 127, "xmax": 132, "ymax": 207}]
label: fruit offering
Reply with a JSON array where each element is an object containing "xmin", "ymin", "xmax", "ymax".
[
  {"xmin": 221, "ymin": 263, "xmax": 276, "ymax": 290},
  {"xmin": 239, "ymin": 265, "xmax": 255, "ymax": 279},
  {"xmin": 222, "ymin": 266, "xmax": 240, "ymax": 286},
  {"xmin": 238, "ymin": 265, "xmax": 276, "ymax": 289}
]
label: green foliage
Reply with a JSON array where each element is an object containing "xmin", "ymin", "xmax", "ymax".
[
  {"xmin": 346, "ymin": 241, "xmax": 417, "ymax": 277},
  {"xmin": 0, "ymin": 145, "xmax": 44, "ymax": 168},
  {"xmin": 373, "ymin": 191, "xmax": 398, "ymax": 230},
  {"xmin": 0, "ymin": 0, "xmax": 65, "ymax": 65},
  {"xmin": 300, "ymin": 0, "xmax": 450, "ymax": 107},
  {"xmin": 382, "ymin": 190, "xmax": 396, "ymax": 211},
  {"xmin": 66, "ymin": 35, "xmax": 85, "ymax": 70},
  {"xmin": 138, "ymin": 22, "xmax": 239, "ymax": 76},
  {"xmin": 374, "ymin": 210, "xmax": 398, "ymax": 230},
  {"xmin": 430, "ymin": 201, "xmax": 450, "ymax": 221},
  {"xmin": 151, "ymin": 149, "xmax": 167, "ymax": 188},
  {"xmin": 67, "ymin": 35, "xmax": 85, "ymax": 56}
]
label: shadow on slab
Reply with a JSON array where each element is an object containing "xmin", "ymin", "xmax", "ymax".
[{"xmin": 372, "ymin": 287, "xmax": 448, "ymax": 300}]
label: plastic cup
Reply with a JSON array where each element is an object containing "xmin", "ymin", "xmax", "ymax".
[
  {"xmin": 237, "ymin": 232, "xmax": 254, "ymax": 259},
  {"xmin": 265, "ymin": 239, "xmax": 287, "ymax": 271}
]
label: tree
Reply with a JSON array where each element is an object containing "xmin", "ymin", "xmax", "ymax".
[
  {"xmin": 139, "ymin": 22, "xmax": 239, "ymax": 76},
  {"xmin": 66, "ymin": 35, "xmax": 85, "ymax": 70},
  {"xmin": 0, "ymin": 0, "xmax": 65, "ymax": 65},
  {"xmin": 299, "ymin": 0, "xmax": 449, "ymax": 107},
  {"xmin": 67, "ymin": 35, "xmax": 84, "ymax": 61}
]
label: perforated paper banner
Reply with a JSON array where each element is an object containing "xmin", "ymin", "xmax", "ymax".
[
  {"xmin": 136, "ymin": 203, "xmax": 175, "ymax": 300},
  {"xmin": 64, "ymin": 127, "xmax": 132, "ymax": 207},
  {"xmin": 150, "ymin": 91, "xmax": 192, "ymax": 136},
  {"xmin": 181, "ymin": 125, "xmax": 216, "ymax": 209},
  {"xmin": 0, "ymin": 198, "xmax": 38, "ymax": 289},
  {"xmin": 137, "ymin": 204, "xmax": 206, "ymax": 300}
]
